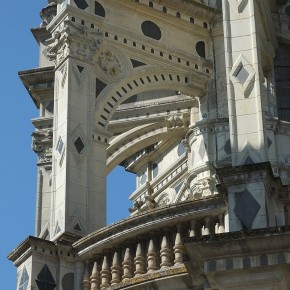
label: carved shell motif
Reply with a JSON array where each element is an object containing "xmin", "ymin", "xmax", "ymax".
[{"xmin": 97, "ymin": 50, "xmax": 121, "ymax": 76}]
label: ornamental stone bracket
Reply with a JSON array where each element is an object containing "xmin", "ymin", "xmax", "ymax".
[
  {"xmin": 31, "ymin": 130, "xmax": 53, "ymax": 166},
  {"xmin": 46, "ymin": 19, "xmax": 103, "ymax": 67}
]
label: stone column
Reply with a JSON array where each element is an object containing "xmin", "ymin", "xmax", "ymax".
[
  {"xmin": 222, "ymin": 0, "xmax": 268, "ymax": 166},
  {"xmin": 46, "ymin": 18, "xmax": 106, "ymax": 239}
]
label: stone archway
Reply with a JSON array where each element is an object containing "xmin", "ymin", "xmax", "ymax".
[{"xmin": 94, "ymin": 67, "xmax": 208, "ymax": 131}]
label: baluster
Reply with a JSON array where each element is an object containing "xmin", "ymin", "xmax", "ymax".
[
  {"xmin": 160, "ymin": 235, "xmax": 172, "ymax": 268},
  {"xmin": 100, "ymin": 256, "xmax": 110, "ymax": 289},
  {"xmin": 203, "ymin": 217, "xmax": 214, "ymax": 235},
  {"xmin": 90, "ymin": 262, "xmax": 100, "ymax": 290},
  {"xmin": 122, "ymin": 248, "xmax": 133, "ymax": 281},
  {"xmin": 147, "ymin": 239, "xmax": 158, "ymax": 273},
  {"xmin": 111, "ymin": 251, "xmax": 121, "ymax": 285},
  {"xmin": 189, "ymin": 220, "xmax": 201, "ymax": 237},
  {"xmin": 82, "ymin": 262, "xmax": 90, "ymax": 290},
  {"xmin": 218, "ymin": 214, "xmax": 225, "ymax": 233},
  {"xmin": 174, "ymin": 224, "xmax": 184, "ymax": 266},
  {"xmin": 134, "ymin": 243, "xmax": 146, "ymax": 276}
]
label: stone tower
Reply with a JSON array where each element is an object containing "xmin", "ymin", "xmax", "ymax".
[{"xmin": 9, "ymin": 0, "xmax": 290, "ymax": 289}]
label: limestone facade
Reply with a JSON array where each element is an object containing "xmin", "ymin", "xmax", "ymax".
[{"xmin": 8, "ymin": 0, "xmax": 290, "ymax": 289}]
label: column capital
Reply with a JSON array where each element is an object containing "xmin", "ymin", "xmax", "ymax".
[{"xmin": 47, "ymin": 19, "xmax": 103, "ymax": 67}]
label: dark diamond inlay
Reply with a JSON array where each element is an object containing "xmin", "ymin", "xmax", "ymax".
[
  {"xmin": 74, "ymin": 137, "xmax": 85, "ymax": 153},
  {"xmin": 36, "ymin": 265, "xmax": 56, "ymax": 290},
  {"xmin": 234, "ymin": 189, "xmax": 261, "ymax": 229}
]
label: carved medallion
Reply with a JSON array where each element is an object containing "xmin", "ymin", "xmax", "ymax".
[{"xmin": 97, "ymin": 51, "xmax": 122, "ymax": 76}]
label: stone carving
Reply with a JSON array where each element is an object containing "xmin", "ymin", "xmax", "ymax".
[
  {"xmin": 166, "ymin": 113, "xmax": 189, "ymax": 130},
  {"xmin": 192, "ymin": 178, "xmax": 216, "ymax": 199},
  {"xmin": 128, "ymin": 200, "xmax": 144, "ymax": 213},
  {"xmin": 40, "ymin": 2, "xmax": 57, "ymax": 27},
  {"xmin": 32, "ymin": 130, "xmax": 53, "ymax": 164},
  {"xmin": 158, "ymin": 195, "xmax": 170, "ymax": 206},
  {"xmin": 144, "ymin": 182, "xmax": 158, "ymax": 210},
  {"xmin": 47, "ymin": 20, "xmax": 103, "ymax": 66},
  {"xmin": 97, "ymin": 51, "xmax": 122, "ymax": 76}
]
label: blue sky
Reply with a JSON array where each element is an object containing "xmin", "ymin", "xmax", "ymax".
[{"xmin": 1, "ymin": 2, "xmax": 134, "ymax": 289}]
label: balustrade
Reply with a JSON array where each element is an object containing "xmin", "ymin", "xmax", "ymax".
[{"xmin": 80, "ymin": 213, "xmax": 226, "ymax": 290}]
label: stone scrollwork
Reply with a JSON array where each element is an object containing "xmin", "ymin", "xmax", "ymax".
[
  {"xmin": 32, "ymin": 130, "xmax": 53, "ymax": 165},
  {"xmin": 97, "ymin": 50, "xmax": 122, "ymax": 76},
  {"xmin": 47, "ymin": 20, "xmax": 103, "ymax": 66}
]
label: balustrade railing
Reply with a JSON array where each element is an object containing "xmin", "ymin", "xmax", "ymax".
[{"xmin": 76, "ymin": 199, "xmax": 226, "ymax": 290}]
